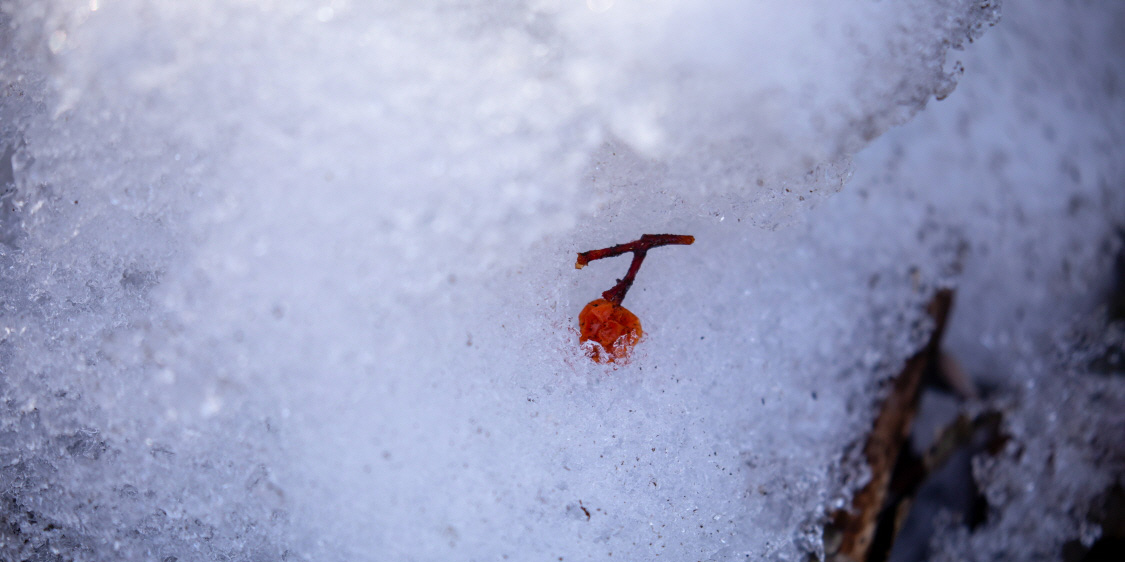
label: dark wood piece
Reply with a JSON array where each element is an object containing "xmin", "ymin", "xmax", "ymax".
[{"xmin": 830, "ymin": 290, "xmax": 955, "ymax": 562}]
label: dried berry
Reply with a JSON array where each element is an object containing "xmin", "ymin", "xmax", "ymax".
[
  {"xmin": 579, "ymin": 298, "xmax": 643, "ymax": 363},
  {"xmin": 575, "ymin": 234, "xmax": 694, "ymax": 363}
]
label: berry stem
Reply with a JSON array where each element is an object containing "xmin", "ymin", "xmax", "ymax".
[{"xmin": 575, "ymin": 234, "xmax": 695, "ymax": 305}]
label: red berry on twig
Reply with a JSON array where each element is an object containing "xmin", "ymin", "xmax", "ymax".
[{"xmin": 575, "ymin": 234, "xmax": 694, "ymax": 363}]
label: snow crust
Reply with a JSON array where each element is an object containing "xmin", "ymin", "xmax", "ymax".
[{"xmin": 1, "ymin": 0, "xmax": 1120, "ymax": 561}]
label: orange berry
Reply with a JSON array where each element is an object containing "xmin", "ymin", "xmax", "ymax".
[{"xmin": 578, "ymin": 298, "xmax": 643, "ymax": 363}]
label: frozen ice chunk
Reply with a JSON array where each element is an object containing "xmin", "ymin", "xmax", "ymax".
[{"xmin": 7, "ymin": 0, "xmax": 1118, "ymax": 561}]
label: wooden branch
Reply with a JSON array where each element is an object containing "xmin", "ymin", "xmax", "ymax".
[
  {"xmin": 576, "ymin": 234, "xmax": 695, "ymax": 306},
  {"xmin": 830, "ymin": 289, "xmax": 955, "ymax": 562}
]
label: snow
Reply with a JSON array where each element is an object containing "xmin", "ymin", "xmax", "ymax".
[{"xmin": 1, "ymin": 1, "xmax": 1121, "ymax": 561}]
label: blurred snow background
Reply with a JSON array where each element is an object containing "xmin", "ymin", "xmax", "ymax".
[{"xmin": 0, "ymin": 0, "xmax": 1121, "ymax": 561}]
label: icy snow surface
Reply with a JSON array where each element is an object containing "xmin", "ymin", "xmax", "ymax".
[{"xmin": 0, "ymin": 0, "xmax": 1120, "ymax": 561}]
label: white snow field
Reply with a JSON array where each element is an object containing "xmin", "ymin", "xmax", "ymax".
[{"xmin": 1, "ymin": 1, "xmax": 1121, "ymax": 561}]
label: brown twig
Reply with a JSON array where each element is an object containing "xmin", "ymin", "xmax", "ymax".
[
  {"xmin": 830, "ymin": 289, "xmax": 955, "ymax": 562},
  {"xmin": 575, "ymin": 234, "xmax": 695, "ymax": 305}
]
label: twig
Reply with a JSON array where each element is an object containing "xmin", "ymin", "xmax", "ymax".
[
  {"xmin": 575, "ymin": 234, "xmax": 695, "ymax": 305},
  {"xmin": 830, "ymin": 290, "xmax": 955, "ymax": 562}
]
